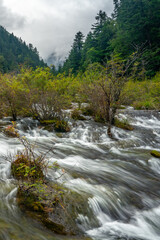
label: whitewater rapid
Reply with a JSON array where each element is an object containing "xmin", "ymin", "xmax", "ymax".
[{"xmin": 0, "ymin": 109, "xmax": 160, "ymax": 240}]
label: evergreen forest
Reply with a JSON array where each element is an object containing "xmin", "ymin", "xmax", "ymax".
[
  {"xmin": 61, "ymin": 0, "xmax": 160, "ymax": 77},
  {"xmin": 0, "ymin": 26, "xmax": 46, "ymax": 73}
]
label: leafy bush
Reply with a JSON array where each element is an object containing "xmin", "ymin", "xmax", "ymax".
[
  {"xmin": 12, "ymin": 152, "xmax": 44, "ymax": 181},
  {"xmin": 54, "ymin": 119, "xmax": 70, "ymax": 132},
  {"xmin": 81, "ymin": 106, "xmax": 95, "ymax": 116},
  {"xmin": 71, "ymin": 109, "xmax": 86, "ymax": 120}
]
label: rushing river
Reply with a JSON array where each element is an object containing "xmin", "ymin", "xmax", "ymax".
[{"xmin": 0, "ymin": 108, "xmax": 160, "ymax": 240}]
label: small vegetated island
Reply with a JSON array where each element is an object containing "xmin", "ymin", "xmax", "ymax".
[{"xmin": 0, "ymin": 0, "xmax": 160, "ymax": 239}]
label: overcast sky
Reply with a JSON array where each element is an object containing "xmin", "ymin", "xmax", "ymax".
[{"xmin": 1, "ymin": 0, "xmax": 113, "ymax": 61}]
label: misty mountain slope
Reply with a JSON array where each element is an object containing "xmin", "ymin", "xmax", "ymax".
[{"xmin": 0, "ymin": 26, "xmax": 46, "ymax": 72}]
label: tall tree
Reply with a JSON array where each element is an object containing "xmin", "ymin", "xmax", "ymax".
[
  {"xmin": 63, "ymin": 31, "xmax": 84, "ymax": 74},
  {"xmin": 81, "ymin": 11, "xmax": 115, "ymax": 70},
  {"xmin": 92, "ymin": 10, "xmax": 107, "ymax": 37}
]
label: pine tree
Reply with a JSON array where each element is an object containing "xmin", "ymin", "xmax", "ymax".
[{"xmin": 63, "ymin": 31, "xmax": 84, "ymax": 74}]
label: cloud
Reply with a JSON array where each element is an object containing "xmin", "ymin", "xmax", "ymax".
[
  {"xmin": 2, "ymin": 0, "xmax": 114, "ymax": 61},
  {"xmin": 0, "ymin": 0, "xmax": 25, "ymax": 30}
]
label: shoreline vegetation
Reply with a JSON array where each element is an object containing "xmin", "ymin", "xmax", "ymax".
[{"xmin": 0, "ymin": 66, "xmax": 159, "ymax": 140}]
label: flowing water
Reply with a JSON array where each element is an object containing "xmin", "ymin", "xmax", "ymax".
[{"xmin": 0, "ymin": 109, "xmax": 160, "ymax": 240}]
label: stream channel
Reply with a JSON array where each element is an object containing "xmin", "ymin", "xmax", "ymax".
[{"xmin": 0, "ymin": 108, "xmax": 160, "ymax": 240}]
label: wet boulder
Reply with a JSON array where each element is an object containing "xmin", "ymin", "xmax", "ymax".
[{"xmin": 17, "ymin": 182, "xmax": 92, "ymax": 236}]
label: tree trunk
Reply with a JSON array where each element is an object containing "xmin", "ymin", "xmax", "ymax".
[{"xmin": 107, "ymin": 122, "xmax": 113, "ymax": 138}]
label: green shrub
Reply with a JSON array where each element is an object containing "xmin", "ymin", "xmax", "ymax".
[
  {"xmin": 11, "ymin": 153, "xmax": 44, "ymax": 181},
  {"xmin": 133, "ymin": 100, "xmax": 155, "ymax": 110},
  {"xmin": 81, "ymin": 106, "xmax": 95, "ymax": 116},
  {"xmin": 71, "ymin": 109, "xmax": 86, "ymax": 120},
  {"xmin": 54, "ymin": 119, "xmax": 70, "ymax": 132},
  {"xmin": 94, "ymin": 115, "xmax": 105, "ymax": 123},
  {"xmin": 114, "ymin": 118, "xmax": 134, "ymax": 131}
]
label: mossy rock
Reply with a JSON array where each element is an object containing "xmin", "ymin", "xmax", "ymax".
[
  {"xmin": 40, "ymin": 119, "xmax": 55, "ymax": 131},
  {"xmin": 56, "ymin": 133, "xmax": 63, "ymax": 138},
  {"xmin": 40, "ymin": 120, "xmax": 56, "ymax": 125},
  {"xmin": 40, "ymin": 119, "xmax": 70, "ymax": 133},
  {"xmin": 71, "ymin": 109, "xmax": 86, "ymax": 121},
  {"xmin": 150, "ymin": 150, "xmax": 160, "ymax": 158},
  {"xmin": 114, "ymin": 118, "xmax": 134, "ymax": 131},
  {"xmin": 17, "ymin": 183, "xmax": 94, "ymax": 236},
  {"xmin": 118, "ymin": 105, "xmax": 126, "ymax": 110}
]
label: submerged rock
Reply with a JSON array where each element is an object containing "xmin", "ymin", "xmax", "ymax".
[{"xmin": 17, "ymin": 182, "xmax": 92, "ymax": 236}]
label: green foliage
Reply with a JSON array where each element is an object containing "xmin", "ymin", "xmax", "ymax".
[
  {"xmin": 63, "ymin": 31, "xmax": 84, "ymax": 74},
  {"xmin": 40, "ymin": 120, "xmax": 56, "ymax": 125},
  {"xmin": 94, "ymin": 114, "xmax": 105, "ymax": 123},
  {"xmin": 112, "ymin": 0, "xmax": 160, "ymax": 76},
  {"xmin": 0, "ymin": 26, "xmax": 46, "ymax": 73},
  {"xmin": 81, "ymin": 11, "xmax": 115, "ymax": 70},
  {"xmin": 114, "ymin": 118, "xmax": 134, "ymax": 131},
  {"xmin": 121, "ymin": 74, "xmax": 160, "ymax": 110},
  {"xmin": 10, "ymin": 126, "xmax": 46, "ymax": 182},
  {"xmin": 40, "ymin": 118, "xmax": 70, "ymax": 132},
  {"xmin": 11, "ymin": 153, "xmax": 44, "ymax": 181},
  {"xmin": 0, "ymin": 72, "xmax": 28, "ymax": 120},
  {"xmin": 81, "ymin": 106, "xmax": 94, "ymax": 116},
  {"xmin": 80, "ymin": 54, "xmax": 138, "ymax": 125},
  {"xmin": 60, "ymin": 2, "xmax": 159, "ymax": 77},
  {"xmin": 71, "ymin": 109, "xmax": 86, "ymax": 121},
  {"xmin": 150, "ymin": 150, "xmax": 160, "ymax": 158},
  {"xmin": 0, "ymin": 67, "xmax": 73, "ymax": 120},
  {"xmin": 61, "ymin": 11, "xmax": 115, "ymax": 73},
  {"xmin": 54, "ymin": 119, "xmax": 70, "ymax": 132}
]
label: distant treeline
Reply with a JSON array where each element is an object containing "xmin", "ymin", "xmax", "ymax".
[
  {"xmin": 0, "ymin": 26, "xmax": 46, "ymax": 73},
  {"xmin": 59, "ymin": 0, "xmax": 160, "ymax": 77}
]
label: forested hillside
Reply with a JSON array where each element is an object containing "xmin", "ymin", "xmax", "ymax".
[
  {"xmin": 61, "ymin": 0, "xmax": 160, "ymax": 76},
  {"xmin": 0, "ymin": 26, "xmax": 46, "ymax": 73}
]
